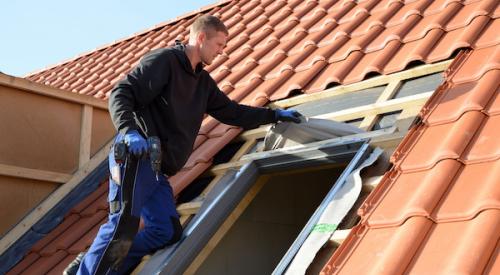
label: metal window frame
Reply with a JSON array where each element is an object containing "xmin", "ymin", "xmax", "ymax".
[{"xmin": 140, "ymin": 137, "xmax": 372, "ymax": 275}]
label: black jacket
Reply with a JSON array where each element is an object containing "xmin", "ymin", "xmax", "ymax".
[{"xmin": 108, "ymin": 44, "xmax": 278, "ymax": 175}]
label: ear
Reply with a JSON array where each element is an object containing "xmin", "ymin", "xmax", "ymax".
[{"xmin": 197, "ymin": 31, "xmax": 206, "ymax": 45}]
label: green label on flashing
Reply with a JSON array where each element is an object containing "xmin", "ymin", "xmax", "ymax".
[{"xmin": 312, "ymin": 223, "xmax": 337, "ymax": 233}]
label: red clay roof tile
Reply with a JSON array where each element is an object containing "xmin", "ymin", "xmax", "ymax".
[
  {"xmin": 322, "ymin": 22, "xmax": 499, "ymax": 274},
  {"xmin": 362, "ymin": 159, "xmax": 462, "ymax": 227},
  {"xmin": 30, "ymin": 214, "xmax": 80, "ymax": 253},
  {"xmin": 323, "ymin": 217, "xmax": 433, "ymax": 274},
  {"xmin": 485, "ymin": 87, "xmax": 500, "ymax": 115},
  {"xmin": 484, "ymin": 246, "xmax": 500, "ymax": 274},
  {"xmin": 67, "ymin": 217, "xmax": 105, "ymax": 254},
  {"xmin": 48, "ymin": 210, "xmax": 107, "ymax": 254},
  {"xmin": 462, "ymin": 114, "xmax": 500, "ymax": 163},
  {"xmin": 405, "ymin": 210, "xmax": 500, "ymax": 274},
  {"xmin": 6, "ymin": 253, "xmax": 40, "ymax": 275},
  {"xmin": 423, "ymin": 69, "xmax": 499, "ymax": 125},
  {"xmin": 69, "ymin": 180, "xmax": 107, "ymax": 214},
  {"xmin": 20, "ymin": 250, "xmax": 68, "ymax": 275},
  {"xmin": 395, "ymin": 111, "xmax": 484, "ymax": 172},
  {"xmin": 449, "ymin": 45, "xmax": 500, "ymax": 84},
  {"xmin": 431, "ymin": 161, "xmax": 500, "ymax": 222}
]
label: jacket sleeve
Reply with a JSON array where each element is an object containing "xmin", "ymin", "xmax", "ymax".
[
  {"xmin": 206, "ymin": 78, "xmax": 278, "ymax": 130},
  {"xmin": 108, "ymin": 49, "xmax": 171, "ymax": 134}
]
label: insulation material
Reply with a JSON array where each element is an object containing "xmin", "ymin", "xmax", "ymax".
[
  {"xmin": 264, "ymin": 118, "xmax": 365, "ymax": 151},
  {"xmin": 285, "ymin": 147, "xmax": 384, "ymax": 275}
]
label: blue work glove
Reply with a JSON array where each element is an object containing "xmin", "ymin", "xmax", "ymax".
[
  {"xmin": 124, "ymin": 130, "xmax": 148, "ymax": 157},
  {"xmin": 275, "ymin": 109, "xmax": 303, "ymax": 123}
]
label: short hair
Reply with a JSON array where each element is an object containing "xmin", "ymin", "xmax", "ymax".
[{"xmin": 190, "ymin": 14, "xmax": 228, "ymax": 39}]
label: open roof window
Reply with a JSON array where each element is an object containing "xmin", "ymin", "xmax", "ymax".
[
  {"xmin": 132, "ymin": 60, "xmax": 451, "ymax": 275},
  {"xmin": 141, "ymin": 138, "xmax": 375, "ymax": 275}
]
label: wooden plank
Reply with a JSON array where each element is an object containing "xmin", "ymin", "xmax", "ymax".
[
  {"xmin": 0, "ymin": 164, "xmax": 72, "ymax": 183},
  {"xmin": 239, "ymin": 92, "xmax": 432, "ymax": 142},
  {"xmin": 269, "ymin": 60, "xmax": 450, "ymax": 108},
  {"xmin": 184, "ymin": 175, "xmax": 270, "ymax": 275},
  {"xmin": 359, "ymin": 80, "xmax": 402, "ymax": 130},
  {"xmin": 362, "ymin": 175, "xmax": 383, "ymax": 193},
  {"xmin": 179, "ymin": 215, "xmax": 192, "ymax": 227},
  {"xmin": 207, "ymin": 160, "xmax": 248, "ymax": 176},
  {"xmin": 79, "ymin": 105, "xmax": 93, "ymax": 168},
  {"xmin": 329, "ymin": 229, "xmax": 351, "ymax": 245},
  {"xmin": 177, "ymin": 201, "xmax": 203, "ymax": 216},
  {"xmin": 396, "ymin": 104, "xmax": 426, "ymax": 131},
  {"xmin": 236, "ymin": 125, "xmax": 270, "ymax": 142},
  {"xmin": 0, "ymin": 72, "xmax": 108, "ymax": 109},
  {"xmin": 315, "ymin": 91, "xmax": 432, "ymax": 121},
  {"xmin": 0, "ymin": 139, "xmax": 114, "ymax": 255},
  {"xmin": 230, "ymin": 139, "xmax": 257, "ymax": 162}
]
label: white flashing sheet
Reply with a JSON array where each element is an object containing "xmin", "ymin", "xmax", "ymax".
[{"xmin": 285, "ymin": 147, "xmax": 384, "ymax": 275}]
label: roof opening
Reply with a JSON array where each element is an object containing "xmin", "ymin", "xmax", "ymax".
[
  {"xmin": 177, "ymin": 176, "xmax": 214, "ymax": 204},
  {"xmin": 325, "ymin": 81, "xmax": 340, "ymax": 90},
  {"xmin": 404, "ymin": 60, "xmax": 426, "ymax": 70},
  {"xmin": 195, "ymin": 165, "xmax": 346, "ymax": 275},
  {"xmin": 287, "ymin": 89, "xmax": 304, "ymax": 98},
  {"xmin": 364, "ymin": 71, "xmax": 382, "ymax": 80},
  {"xmin": 213, "ymin": 141, "xmax": 245, "ymax": 165}
]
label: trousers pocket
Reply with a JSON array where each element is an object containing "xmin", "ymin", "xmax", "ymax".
[{"xmin": 108, "ymin": 178, "xmax": 120, "ymax": 202}]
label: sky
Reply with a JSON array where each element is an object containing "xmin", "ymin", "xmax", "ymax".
[{"xmin": 1, "ymin": 0, "xmax": 217, "ymax": 77}]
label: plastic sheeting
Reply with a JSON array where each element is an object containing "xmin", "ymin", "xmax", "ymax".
[
  {"xmin": 264, "ymin": 118, "xmax": 365, "ymax": 151},
  {"xmin": 284, "ymin": 148, "xmax": 383, "ymax": 275}
]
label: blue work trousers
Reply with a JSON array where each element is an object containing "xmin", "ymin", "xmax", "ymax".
[{"xmin": 77, "ymin": 134, "xmax": 180, "ymax": 275}]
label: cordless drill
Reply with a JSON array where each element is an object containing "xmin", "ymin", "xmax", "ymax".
[{"xmin": 114, "ymin": 136, "xmax": 162, "ymax": 181}]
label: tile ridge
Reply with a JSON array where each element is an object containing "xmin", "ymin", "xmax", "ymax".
[
  {"xmin": 358, "ymin": 158, "xmax": 463, "ymax": 223},
  {"xmin": 326, "ymin": 208, "xmax": 500, "ymax": 273},
  {"xmin": 430, "ymin": 207, "xmax": 500, "ymax": 224}
]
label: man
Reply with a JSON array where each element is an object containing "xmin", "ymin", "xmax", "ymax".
[{"xmin": 66, "ymin": 15, "xmax": 301, "ymax": 275}]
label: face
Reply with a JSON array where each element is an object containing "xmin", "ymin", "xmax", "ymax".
[{"xmin": 198, "ymin": 30, "xmax": 227, "ymax": 65}]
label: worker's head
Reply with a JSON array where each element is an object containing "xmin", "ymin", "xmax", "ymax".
[{"xmin": 189, "ymin": 15, "xmax": 228, "ymax": 65}]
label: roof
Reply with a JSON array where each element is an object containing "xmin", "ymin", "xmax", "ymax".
[
  {"xmin": 321, "ymin": 46, "xmax": 500, "ymax": 274},
  {"xmin": 7, "ymin": 0, "xmax": 500, "ymax": 273}
]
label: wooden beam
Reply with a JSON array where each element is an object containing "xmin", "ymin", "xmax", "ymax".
[
  {"xmin": 315, "ymin": 91, "xmax": 432, "ymax": 121},
  {"xmin": 359, "ymin": 80, "xmax": 402, "ymax": 130},
  {"xmin": 238, "ymin": 92, "xmax": 432, "ymax": 143},
  {"xmin": 0, "ymin": 139, "xmax": 114, "ymax": 255},
  {"xmin": 0, "ymin": 72, "xmax": 108, "ymax": 110},
  {"xmin": 362, "ymin": 175, "xmax": 383, "ymax": 193},
  {"xmin": 236, "ymin": 125, "xmax": 270, "ymax": 142},
  {"xmin": 230, "ymin": 139, "xmax": 257, "ymax": 162},
  {"xmin": 329, "ymin": 229, "xmax": 351, "ymax": 246},
  {"xmin": 200, "ymin": 174, "xmax": 226, "ymax": 197},
  {"xmin": 184, "ymin": 175, "xmax": 270, "ymax": 275},
  {"xmin": 177, "ymin": 201, "xmax": 203, "ymax": 216},
  {"xmin": 179, "ymin": 215, "xmax": 192, "ymax": 227},
  {"xmin": 207, "ymin": 160, "xmax": 248, "ymax": 176},
  {"xmin": 0, "ymin": 163, "xmax": 72, "ymax": 183},
  {"xmin": 269, "ymin": 60, "xmax": 450, "ymax": 109},
  {"xmin": 79, "ymin": 105, "xmax": 93, "ymax": 168}
]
